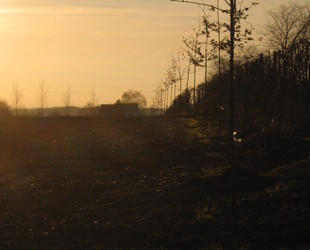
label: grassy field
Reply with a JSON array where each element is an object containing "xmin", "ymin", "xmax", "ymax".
[{"xmin": 0, "ymin": 116, "xmax": 309, "ymax": 249}]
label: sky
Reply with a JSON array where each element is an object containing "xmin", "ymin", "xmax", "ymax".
[{"xmin": 0, "ymin": 0, "xmax": 302, "ymax": 108}]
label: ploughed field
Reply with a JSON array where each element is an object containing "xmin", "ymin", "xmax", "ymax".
[{"xmin": 0, "ymin": 116, "xmax": 309, "ymax": 249}]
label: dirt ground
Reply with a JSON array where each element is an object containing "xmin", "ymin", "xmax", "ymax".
[{"xmin": 0, "ymin": 115, "xmax": 309, "ymax": 249}]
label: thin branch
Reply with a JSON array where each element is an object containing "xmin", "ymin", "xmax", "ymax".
[{"xmin": 170, "ymin": 0, "xmax": 229, "ymax": 12}]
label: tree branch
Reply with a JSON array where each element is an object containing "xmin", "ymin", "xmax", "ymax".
[{"xmin": 170, "ymin": 0, "xmax": 229, "ymax": 12}]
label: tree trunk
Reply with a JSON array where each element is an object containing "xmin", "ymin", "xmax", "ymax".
[
  {"xmin": 186, "ymin": 60, "xmax": 191, "ymax": 90},
  {"xmin": 229, "ymin": 0, "xmax": 238, "ymax": 243},
  {"xmin": 217, "ymin": 0, "xmax": 222, "ymax": 136},
  {"xmin": 194, "ymin": 63, "xmax": 197, "ymax": 119},
  {"xmin": 205, "ymin": 24, "xmax": 208, "ymax": 125}
]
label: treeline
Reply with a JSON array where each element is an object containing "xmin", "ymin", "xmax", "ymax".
[
  {"xmin": 0, "ymin": 101, "xmax": 101, "ymax": 117},
  {"xmin": 168, "ymin": 42, "xmax": 310, "ymax": 131},
  {"xmin": 164, "ymin": 2, "xmax": 310, "ymax": 132},
  {"xmin": 1, "ymin": 86, "xmax": 149, "ymax": 117}
]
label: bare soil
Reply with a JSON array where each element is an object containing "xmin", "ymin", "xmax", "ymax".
[{"xmin": 0, "ymin": 116, "xmax": 309, "ymax": 249}]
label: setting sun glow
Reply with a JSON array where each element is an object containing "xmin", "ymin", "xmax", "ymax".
[{"xmin": 0, "ymin": 0, "xmax": 294, "ymax": 108}]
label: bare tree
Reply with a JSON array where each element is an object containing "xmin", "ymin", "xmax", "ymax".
[
  {"xmin": 265, "ymin": 2, "xmax": 310, "ymax": 53},
  {"xmin": 162, "ymin": 77, "xmax": 170, "ymax": 111},
  {"xmin": 265, "ymin": 2, "xmax": 310, "ymax": 79},
  {"xmin": 90, "ymin": 87, "xmax": 97, "ymax": 107},
  {"xmin": 183, "ymin": 26, "xmax": 204, "ymax": 118},
  {"xmin": 217, "ymin": 0, "xmax": 222, "ymax": 135},
  {"xmin": 169, "ymin": 58, "xmax": 177, "ymax": 104},
  {"xmin": 152, "ymin": 84, "xmax": 164, "ymax": 110},
  {"xmin": 185, "ymin": 53, "xmax": 192, "ymax": 91},
  {"xmin": 62, "ymin": 85, "xmax": 72, "ymax": 116},
  {"xmin": 37, "ymin": 81, "xmax": 48, "ymax": 116},
  {"xmin": 88, "ymin": 87, "xmax": 97, "ymax": 115},
  {"xmin": 11, "ymin": 81, "xmax": 23, "ymax": 115},
  {"xmin": 172, "ymin": 49, "xmax": 187, "ymax": 96},
  {"xmin": 199, "ymin": 11, "xmax": 219, "ymax": 125},
  {"xmin": 162, "ymin": 61, "xmax": 177, "ymax": 110},
  {"xmin": 171, "ymin": 0, "xmax": 259, "ymax": 242}
]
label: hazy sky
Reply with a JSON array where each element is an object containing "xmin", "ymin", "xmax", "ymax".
[{"xmin": 0, "ymin": 0, "xmax": 301, "ymax": 108}]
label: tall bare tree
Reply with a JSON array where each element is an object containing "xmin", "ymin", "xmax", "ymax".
[
  {"xmin": 264, "ymin": 2, "xmax": 310, "ymax": 124},
  {"xmin": 183, "ymin": 26, "xmax": 204, "ymax": 118},
  {"xmin": 62, "ymin": 85, "xmax": 72, "ymax": 116},
  {"xmin": 37, "ymin": 81, "xmax": 48, "ymax": 116},
  {"xmin": 162, "ymin": 77, "xmax": 169, "ymax": 111},
  {"xmin": 217, "ymin": 0, "xmax": 222, "ymax": 135},
  {"xmin": 265, "ymin": 2, "xmax": 310, "ymax": 53},
  {"xmin": 199, "ymin": 11, "xmax": 218, "ymax": 124},
  {"xmin": 88, "ymin": 87, "xmax": 97, "ymax": 115},
  {"xmin": 162, "ymin": 60, "xmax": 177, "ymax": 110},
  {"xmin": 171, "ymin": 0, "xmax": 259, "ymax": 242},
  {"xmin": 90, "ymin": 87, "xmax": 97, "ymax": 107},
  {"xmin": 172, "ymin": 49, "xmax": 187, "ymax": 96},
  {"xmin": 152, "ymin": 84, "xmax": 164, "ymax": 110},
  {"xmin": 11, "ymin": 81, "xmax": 23, "ymax": 115}
]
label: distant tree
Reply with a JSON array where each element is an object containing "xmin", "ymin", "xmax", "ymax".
[
  {"xmin": 162, "ymin": 75, "xmax": 170, "ymax": 111},
  {"xmin": 62, "ymin": 85, "xmax": 72, "ymax": 116},
  {"xmin": 84, "ymin": 102, "xmax": 98, "ymax": 116},
  {"xmin": 11, "ymin": 81, "xmax": 23, "ymax": 116},
  {"xmin": 169, "ymin": 56, "xmax": 178, "ymax": 101},
  {"xmin": 168, "ymin": 58, "xmax": 177, "ymax": 106},
  {"xmin": 152, "ymin": 84, "xmax": 164, "ymax": 109},
  {"xmin": 37, "ymin": 81, "xmax": 48, "ymax": 116},
  {"xmin": 0, "ymin": 99, "xmax": 11, "ymax": 116},
  {"xmin": 87, "ymin": 87, "xmax": 97, "ymax": 115},
  {"xmin": 161, "ymin": 61, "xmax": 177, "ymax": 111},
  {"xmin": 121, "ymin": 90, "xmax": 147, "ymax": 108},
  {"xmin": 173, "ymin": 49, "xmax": 187, "ymax": 96}
]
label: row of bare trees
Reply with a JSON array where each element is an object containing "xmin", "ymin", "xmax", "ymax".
[
  {"xmin": 5, "ymin": 82, "xmax": 98, "ymax": 116},
  {"xmin": 10, "ymin": 81, "xmax": 48, "ymax": 116},
  {"xmin": 155, "ymin": 1, "xmax": 309, "ymax": 244},
  {"xmin": 160, "ymin": 1, "xmax": 310, "ymax": 131},
  {"xmin": 154, "ymin": 0, "xmax": 256, "ymax": 118},
  {"xmin": 166, "ymin": 0, "xmax": 257, "ymax": 244}
]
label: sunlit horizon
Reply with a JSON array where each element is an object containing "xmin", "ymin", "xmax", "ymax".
[{"xmin": 0, "ymin": 0, "xmax": 296, "ymax": 108}]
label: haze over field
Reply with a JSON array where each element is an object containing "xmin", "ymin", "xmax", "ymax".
[{"xmin": 0, "ymin": 0, "xmax": 302, "ymax": 107}]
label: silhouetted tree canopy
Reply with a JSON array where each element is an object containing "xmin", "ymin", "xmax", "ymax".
[
  {"xmin": 0, "ymin": 99, "xmax": 12, "ymax": 116},
  {"xmin": 265, "ymin": 2, "xmax": 310, "ymax": 53},
  {"xmin": 121, "ymin": 90, "xmax": 147, "ymax": 108}
]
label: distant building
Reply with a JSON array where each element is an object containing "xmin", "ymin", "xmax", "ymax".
[{"xmin": 100, "ymin": 103, "xmax": 140, "ymax": 116}]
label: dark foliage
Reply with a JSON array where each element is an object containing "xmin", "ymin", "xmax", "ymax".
[
  {"xmin": 0, "ymin": 99, "xmax": 12, "ymax": 116},
  {"xmin": 168, "ymin": 39, "xmax": 310, "ymax": 133},
  {"xmin": 166, "ymin": 89, "xmax": 192, "ymax": 114}
]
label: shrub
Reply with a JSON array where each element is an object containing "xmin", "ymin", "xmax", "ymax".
[{"xmin": 0, "ymin": 99, "xmax": 12, "ymax": 116}]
